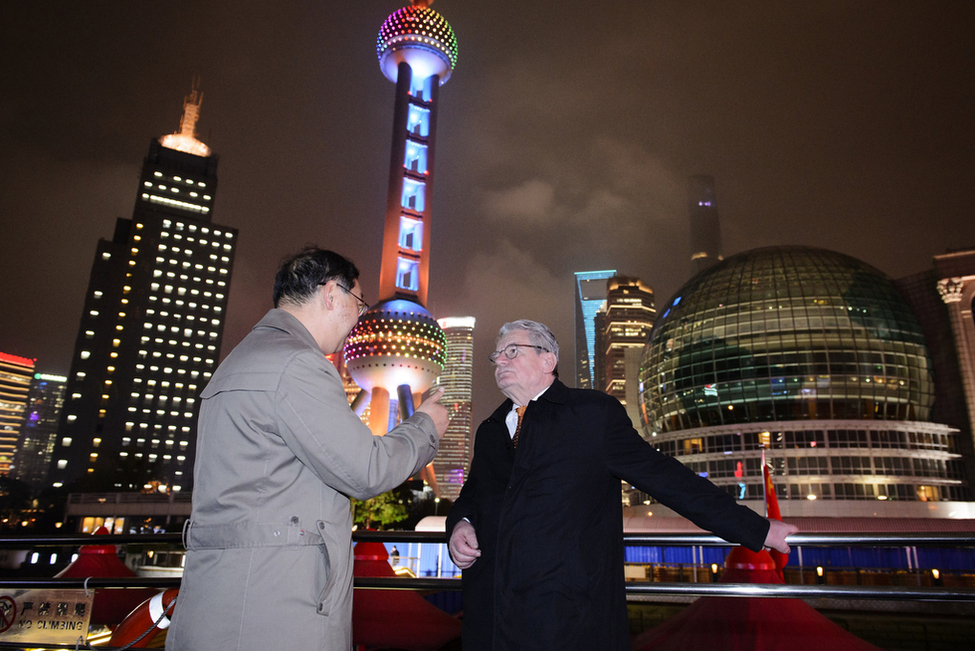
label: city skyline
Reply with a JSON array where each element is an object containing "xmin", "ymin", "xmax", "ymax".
[{"xmin": 2, "ymin": 1, "xmax": 972, "ymax": 426}]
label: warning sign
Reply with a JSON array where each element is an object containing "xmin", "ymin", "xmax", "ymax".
[{"xmin": 0, "ymin": 589, "xmax": 93, "ymax": 644}]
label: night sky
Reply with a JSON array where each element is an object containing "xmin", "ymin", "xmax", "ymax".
[{"xmin": 2, "ymin": 1, "xmax": 973, "ymax": 425}]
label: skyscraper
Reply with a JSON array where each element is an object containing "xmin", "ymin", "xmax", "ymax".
[
  {"xmin": 345, "ymin": 1, "xmax": 458, "ymax": 445},
  {"xmin": 0, "ymin": 352, "xmax": 36, "ymax": 475},
  {"xmin": 574, "ymin": 270, "xmax": 616, "ymax": 389},
  {"xmin": 896, "ymin": 247, "xmax": 975, "ymax": 493},
  {"xmin": 594, "ymin": 276, "xmax": 655, "ymax": 416},
  {"xmin": 11, "ymin": 373, "xmax": 67, "ymax": 493},
  {"xmin": 433, "ymin": 317, "xmax": 475, "ymax": 501},
  {"xmin": 688, "ymin": 175, "xmax": 723, "ymax": 276},
  {"xmin": 49, "ymin": 85, "xmax": 236, "ymax": 493}
]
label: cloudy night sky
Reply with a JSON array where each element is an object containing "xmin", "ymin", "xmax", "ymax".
[{"xmin": 2, "ymin": 1, "xmax": 973, "ymax": 424}]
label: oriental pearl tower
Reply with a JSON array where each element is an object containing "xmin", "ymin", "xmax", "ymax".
[{"xmin": 344, "ymin": 0, "xmax": 459, "ymax": 473}]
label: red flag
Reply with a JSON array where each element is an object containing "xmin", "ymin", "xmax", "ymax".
[{"xmin": 762, "ymin": 455, "xmax": 788, "ymax": 577}]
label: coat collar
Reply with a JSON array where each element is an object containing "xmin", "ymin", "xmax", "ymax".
[
  {"xmin": 254, "ymin": 308, "xmax": 322, "ymax": 354},
  {"xmin": 488, "ymin": 377, "xmax": 568, "ymax": 423}
]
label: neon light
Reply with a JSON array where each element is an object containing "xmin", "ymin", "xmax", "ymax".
[{"xmin": 0, "ymin": 352, "xmax": 36, "ymax": 367}]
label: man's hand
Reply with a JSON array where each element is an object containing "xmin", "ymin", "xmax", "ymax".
[
  {"xmin": 764, "ymin": 519, "xmax": 799, "ymax": 555},
  {"xmin": 416, "ymin": 388, "xmax": 449, "ymax": 439},
  {"xmin": 448, "ymin": 519, "xmax": 481, "ymax": 569}
]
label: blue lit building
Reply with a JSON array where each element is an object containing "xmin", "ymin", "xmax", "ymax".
[
  {"xmin": 11, "ymin": 373, "xmax": 67, "ymax": 493},
  {"xmin": 574, "ymin": 270, "xmax": 616, "ymax": 389}
]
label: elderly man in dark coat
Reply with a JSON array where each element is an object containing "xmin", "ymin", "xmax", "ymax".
[{"xmin": 446, "ymin": 320, "xmax": 796, "ymax": 651}]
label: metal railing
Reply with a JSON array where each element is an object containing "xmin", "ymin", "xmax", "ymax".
[
  {"xmin": 1, "ymin": 530, "xmax": 973, "ymax": 601},
  {"xmin": 0, "ymin": 530, "xmax": 972, "ymax": 649}
]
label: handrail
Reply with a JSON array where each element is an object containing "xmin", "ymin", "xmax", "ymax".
[
  {"xmin": 1, "ymin": 575, "xmax": 972, "ymax": 602},
  {"xmin": 351, "ymin": 576, "xmax": 975, "ymax": 602},
  {"xmin": 1, "ymin": 531, "xmax": 974, "ymax": 602},
  {"xmin": 2, "ymin": 530, "xmax": 973, "ymax": 547},
  {"xmin": 0, "ymin": 533, "xmax": 184, "ymax": 547}
]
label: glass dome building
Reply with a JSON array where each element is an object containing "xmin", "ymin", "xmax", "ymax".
[{"xmin": 639, "ymin": 246, "xmax": 966, "ymax": 504}]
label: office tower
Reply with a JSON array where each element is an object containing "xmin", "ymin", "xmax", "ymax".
[
  {"xmin": 433, "ymin": 317, "xmax": 475, "ymax": 501},
  {"xmin": 594, "ymin": 276, "xmax": 655, "ymax": 414},
  {"xmin": 896, "ymin": 247, "xmax": 975, "ymax": 493},
  {"xmin": 11, "ymin": 373, "xmax": 67, "ymax": 493},
  {"xmin": 49, "ymin": 85, "xmax": 236, "ymax": 493},
  {"xmin": 0, "ymin": 353, "xmax": 36, "ymax": 475},
  {"xmin": 639, "ymin": 246, "xmax": 964, "ymax": 513},
  {"xmin": 345, "ymin": 1, "xmax": 458, "ymax": 445},
  {"xmin": 688, "ymin": 175, "xmax": 723, "ymax": 276},
  {"xmin": 574, "ymin": 270, "xmax": 616, "ymax": 389}
]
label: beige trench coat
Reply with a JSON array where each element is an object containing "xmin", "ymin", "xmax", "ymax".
[{"xmin": 166, "ymin": 309, "xmax": 439, "ymax": 650}]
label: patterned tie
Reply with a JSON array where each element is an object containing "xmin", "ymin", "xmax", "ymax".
[{"xmin": 512, "ymin": 405, "xmax": 528, "ymax": 449}]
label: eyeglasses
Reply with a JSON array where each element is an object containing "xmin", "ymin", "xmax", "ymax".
[
  {"xmin": 339, "ymin": 285, "xmax": 369, "ymax": 316},
  {"xmin": 489, "ymin": 344, "xmax": 549, "ymax": 364}
]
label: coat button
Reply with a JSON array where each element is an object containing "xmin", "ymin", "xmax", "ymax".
[
  {"xmin": 291, "ymin": 516, "xmax": 299, "ymax": 524},
  {"xmin": 273, "ymin": 530, "xmax": 281, "ymax": 537}
]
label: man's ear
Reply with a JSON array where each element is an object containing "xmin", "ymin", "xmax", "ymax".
[
  {"xmin": 320, "ymin": 280, "xmax": 337, "ymax": 311},
  {"xmin": 544, "ymin": 353, "xmax": 557, "ymax": 374}
]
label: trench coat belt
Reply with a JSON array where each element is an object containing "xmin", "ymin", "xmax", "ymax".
[{"xmin": 183, "ymin": 519, "xmax": 325, "ymax": 550}]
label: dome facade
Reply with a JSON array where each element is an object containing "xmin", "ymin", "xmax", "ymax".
[
  {"xmin": 640, "ymin": 246, "xmax": 934, "ymax": 433},
  {"xmin": 636, "ymin": 247, "xmax": 964, "ymax": 504}
]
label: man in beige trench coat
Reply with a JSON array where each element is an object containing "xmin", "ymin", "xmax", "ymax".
[{"xmin": 166, "ymin": 248, "xmax": 448, "ymax": 650}]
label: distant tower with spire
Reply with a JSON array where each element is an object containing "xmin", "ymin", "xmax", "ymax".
[
  {"xmin": 344, "ymin": 1, "xmax": 458, "ymax": 449},
  {"xmin": 688, "ymin": 175, "xmax": 723, "ymax": 275}
]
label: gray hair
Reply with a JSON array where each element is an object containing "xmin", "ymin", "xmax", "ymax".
[{"xmin": 498, "ymin": 320, "xmax": 560, "ymax": 377}]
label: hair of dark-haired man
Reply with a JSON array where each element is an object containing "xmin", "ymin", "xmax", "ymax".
[{"xmin": 272, "ymin": 247, "xmax": 360, "ymax": 308}]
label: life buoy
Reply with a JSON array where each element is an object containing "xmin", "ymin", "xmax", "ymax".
[{"xmin": 107, "ymin": 588, "xmax": 179, "ymax": 648}]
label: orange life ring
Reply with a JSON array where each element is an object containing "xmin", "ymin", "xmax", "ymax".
[{"xmin": 107, "ymin": 588, "xmax": 179, "ymax": 648}]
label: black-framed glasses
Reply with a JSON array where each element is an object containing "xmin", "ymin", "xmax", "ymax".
[
  {"xmin": 339, "ymin": 285, "xmax": 369, "ymax": 316},
  {"xmin": 489, "ymin": 344, "xmax": 549, "ymax": 364}
]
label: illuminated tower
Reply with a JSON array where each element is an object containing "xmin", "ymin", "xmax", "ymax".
[
  {"xmin": 11, "ymin": 373, "xmax": 67, "ymax": 493},
  {"xmin": 594, "ymin": 276, "xmax": 655, "ymax": 410},
  {"xmin": 433, "ymin": 317, "xmax": 475, "ymax": 501},
  {"xmin": 49, "ymin": 84, "xmax": 236, "ymax": 493},
  {"xmin": 345, "ymin": 1, "xmax": 458, "ymax": 444},
  {"xmin": 0, "ymin": 352, "xmax": 36, "ymax": 475},
  {"xmin": 574, "ymin": 270, "xmax": 616, "ymax": 389}
]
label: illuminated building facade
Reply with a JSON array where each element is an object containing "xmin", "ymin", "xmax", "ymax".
[
  {"xmin": 896, "ymin": 247, "xmax": 975, "ymax": 495},
  {"xmin": 0, "ymin": 352, "xmax": 36, "ymax": 475},
  {"xmin": 49, "ymin": 85, "xmax": 236, "ymax": 493},
  {"xmin": 574, "ymin": 270, "xmax": 616, "ymax": 389},
  {"xmin": 594, "ymin": 276, "xmax": 655, "ymax": 410},
  {"xmin": 639, "ymin": 246, "xmax": 965, "ymax": 511},
  {"xmin": 433, "ymin": 317, "xmax": 475, "ymax": 501},
  {"xmin": 688, "ymin": 175, "xmax": 723, "ymax": 275},
  {"xmin": 345, "ymin": 1, "xmax": 458, "ymax": 449},
  {"xmin": 11, "ymin": 373, "xmax": 67, "ymax": 492}
]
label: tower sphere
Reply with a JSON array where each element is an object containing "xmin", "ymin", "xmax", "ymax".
[
  {"xmin": 640, "ymin": 246, "xmax": 934, "ymax": 434},
  {"xmin": 344, "ymin": 298, "xmax": 446, "ymax": 395},
  {"xmin": 377, "ymin": 1, "xmax": 458, "ymax": 85}
]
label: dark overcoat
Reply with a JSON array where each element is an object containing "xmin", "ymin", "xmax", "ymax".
[{"xmin": 446, "ymin": 380, "xmax": 769, "ymax": 651}]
